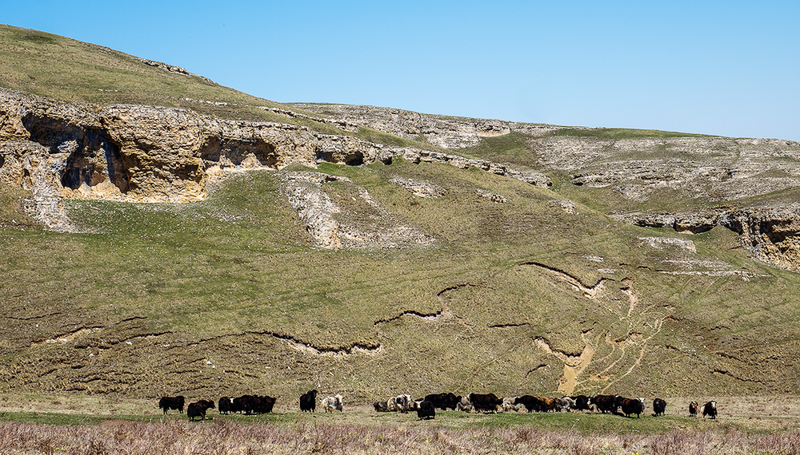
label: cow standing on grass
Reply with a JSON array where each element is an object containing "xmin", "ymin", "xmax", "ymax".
[
  {"xmin": 424, "ymin": 393, "xmax": 461, "ymax": 410},
  {"xmin": 653, "ymin": 398, "xmax": 666, "ymax": 416},
  {"xmin": 591, "ymin": 395, "xmax": 618, "ymax": 414},
  {"xmin": 322, "ymin": 394, "xmax": 343, "ymax": 413},
  {"xmin": 187, "ymin": 399, "xmax": 215, "ymax": 421},
  {"xmin": 515, "ymin": 395, "xmax": 541, "ymax": 413},
  {"xmin": 416, "ymin": 400, "xmax": 435, "ymax": 420},
  {"xmin": 619, "ymin": 397, "xmax": 645, "ymax": 418},
  {"xmin": 689, "ymin": 401, "xmax": 699, "ymax": 417},
  {"xmin": 702, "ymin": 401, "xmax": 717, "ymax": 419},
  {"xmin": 300, "ymin": 390, "xmax": 318, "ymax": 412},
  {"xmin": 158, "ymin": 396, "xmax": 185, "ymax": 414},
  {"xmin": 468, "ymin": 393, "xmax": 502, "ymax": 413},
  {"xmin": 218, "ymin": 397, "xmax": 234, "ymax": 415}
]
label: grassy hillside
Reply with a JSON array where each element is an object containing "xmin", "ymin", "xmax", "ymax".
[
  {"xmin": 0, "ymin": 24, "xmax": 436, "ymax": 150},
  {"xmin": 1, "ymin": 24, "xmax": 799, "ymax": 410},
  {"xmin": 2, "ymin": 157, "xmax": 797, "ymax": 403}
]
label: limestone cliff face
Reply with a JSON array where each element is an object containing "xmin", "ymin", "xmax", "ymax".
[
  {"xmin": 0, "ymin": 89, "xmax": 384, "ymax": 204},
  {"xmin": 533, "ymin": 135, "xmax": 800, "ymax": 203},
  {"xmin": 614, "ymin": 207, "xmax": 800, "ymax": 273}
]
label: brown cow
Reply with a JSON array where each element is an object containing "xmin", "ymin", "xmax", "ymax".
[
  {"xmin": 538, "ymin": 397, "xmax": 559, "ymax": 412},
  {"xmin": 689, "ymin": 401, "xmax": 699, "ymax": 417}
]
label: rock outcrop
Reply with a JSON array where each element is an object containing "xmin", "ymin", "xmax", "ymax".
[
  {"xmin": 0, "ymin": 89, "xmax": 384, "ymax": 207},
  {"xmin": 283, "ymin": 172, "xmax": 434, "ymax": 249},
  {"xmin": 290, "ymin": 103, "xmax": 572, "ymax": 149},
  {"xmin": 0, "ymin": 89, "xmax": 551, "ymax": 224},
  {"xmin": 615, "ymin": 206, "xmax": 800, "ymax": 272},
  {"xmin": 532, "ymin": 135, "xmax": 800, "ymax": 203}
]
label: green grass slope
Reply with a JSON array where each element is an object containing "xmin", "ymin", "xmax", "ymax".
[{"xmin": 1, "ymin": 25, "xmax": 799, "ymax": 408}]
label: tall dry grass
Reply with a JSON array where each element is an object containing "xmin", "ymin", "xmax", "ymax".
[{"xmin": 2, "ymin": 420, "xmax": 800, "ymax": 455}]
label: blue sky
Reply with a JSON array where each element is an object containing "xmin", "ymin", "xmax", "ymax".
[{"xmin": 4, "ymin": 1, "xmax": 799, "ymax": 141}]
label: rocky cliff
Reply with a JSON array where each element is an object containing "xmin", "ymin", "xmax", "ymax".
[
  {"xmin": 0, "ymin": 89, "xmax": 552, "ymax": 231},
  {"xmin": 291, "ymin": 103, "xmax": 575, "ymax": 149}
]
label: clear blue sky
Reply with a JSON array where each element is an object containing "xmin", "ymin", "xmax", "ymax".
[{"xmin": 4, "ymin": 1, "xmax": 799, "ymax": 141}]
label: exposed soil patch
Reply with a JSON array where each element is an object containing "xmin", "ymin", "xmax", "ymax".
[{"xmin": 519, "ymin": 262, "xmax": 610, "ymax": 298}]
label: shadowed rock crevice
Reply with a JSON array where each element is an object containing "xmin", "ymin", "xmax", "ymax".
[
  {"xmin": 199, "ymin": 136, "xmax": 279, "ymax": 169},
  {"xmin": 22, "ymin": 112, "xmax": 131, "ymax": 194}
]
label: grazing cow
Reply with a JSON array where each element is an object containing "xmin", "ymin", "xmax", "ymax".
[
  {"xmin": 322, "ymin": 394, "xmax": 343, "ymax": 413},
  {"xmin": 218, "ymin": 397, "xmax": 234, "ymax": 415},
  {"xmin": 502, "ymin": 396, "xmax": 523, "ymax": 412},
  {"xmin": 187, "ymin": 399, "xmax": 215, "ymax": 421},
  {"xmin": 373, "ymin": 401, "xmax": 390, "ymax": 412},
  {"xmin": 557, "ymin": 397, "xmax": 573, "ymax": 412},
  {"xmin": 619, "ymin": 397, "xmax": 644, "ymax": 418},
  {"xmin": 702, "ymin": 401, "xmax": 717, "ymax": 419},
  {"xmin": 300, "ymin": 390, "xmax": 318, "ymax": 413},
  {"xmin": 456, "ymin": 396, "xmax": 474, "ymax": 413},
  {"xmin": 158, "ymin": 396, "xmax": 185, "ymax": 414},
  {"xmin": 424, "ymin": 393, "xmax": 461, "ymax": 410},
  {"xmin": 235, "ymin": 395, "xmax": 276, "ymax": 414},
  {"xmin": 468, "ymin": 393, "xmax": 502, "ymax": 413},
  {"xmin": 653, "ymin": 398, "xmax": 667, "ymax": 417},
  {"xmin": 416, "ymin": 400, "xmax": 435, "ymax": 420},
  {"xmin": 591, "ymin": 395, "xmax": 618, "ymax": 414},
  {"xmin": 570, "ymin": 395, "xmax": 591, "ymax": 412},
  {"xmin": 388, "ymin": 394, "xmax": 412, "ymax": 413},
  {"xmin": 515, "ymin": 395, "xmax": 542, "ymax": 413},
  {"xmin": 689, "ymin": 401, "xmax": 699, "ymax": 417},
  {"xmin": 539, "ymin": 397, "xmax": 558, "ymax": 412}
]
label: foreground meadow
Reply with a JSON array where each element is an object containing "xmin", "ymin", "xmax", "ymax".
[{"xmin": 2, "ymin": 396, "xmax": 800, "ymax": 454}]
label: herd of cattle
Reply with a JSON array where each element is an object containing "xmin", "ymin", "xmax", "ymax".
[{"xmin": 159, "ymin": 391, "xmax": 719, "ymax": 422}]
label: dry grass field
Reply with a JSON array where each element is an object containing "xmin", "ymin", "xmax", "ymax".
[{"xmin": 2, "ymin": 396, "xmax": 800, "ymax": 454}]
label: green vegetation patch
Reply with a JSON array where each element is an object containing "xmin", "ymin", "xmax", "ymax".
[{"xmin": 552, "ymin": 128, "xmax": 713, "ymax": 140}]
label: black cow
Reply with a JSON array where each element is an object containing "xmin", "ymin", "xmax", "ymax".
[
  {"xmin": 424, "ymin": 393, "xmax": 461, "ymax": 410},
  {"xmin": 468, "ymin": 393, "xmax": 502, "ymax": 413},
  {"xmin": 591, "ymin": 395, "xmax": 618, "ymax": 414},
  {"xmin": 619, "ymin": 397, "xmax": 644, "ymax": 418},
  {"xmin": 187, "ymin": 399, "xmax": 215, "ymax": 421},
  {"xmin": 158, "ymin": 396, "xmax": 185, "ymax": 414},
  {"xmin": 702, "ymin": 401, "xmax": 717, "ymax": 419},
  {"xmin": 515, "ymin": 395, "xmax": 542, "ymax": 413},
  {"xmin": 300, "ymin": 389, "xmax": 318, "ymax": 413},
  {"xmin": 416, "ymin": 400, "xmax": 435, "ymax": 420},
  {"xmin": 218, "ymin": 397, "xmax": 234, "ymax": 414},
  {"xmin": 373, "ymin": 401, "xmax": 390, "ymax": 412},
  {"xmin": 653, "ymin": 398, "xmax": 666, "ymax": 416},
  {"xmin": 571, "ymin": 395, "xmax": 591, "ymax": 411},
  {"xmin": 234, "ymin": 395, "xmax": 276, "ymax": 414}
]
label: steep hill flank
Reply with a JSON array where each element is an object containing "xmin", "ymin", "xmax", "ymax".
[{"xmin": 2, "ymin": 26, "xmax": 800, "ymax": 406}]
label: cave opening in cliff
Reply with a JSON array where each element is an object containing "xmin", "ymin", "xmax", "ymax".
[
  {"xmin": 200, "ymin": 136, "xmax": 278, "ymax": 169},
  {"xmin": 59, "ymin": 129, "xmax": 130, "ymax": 194},
  {"xmin": 344, "ymin": 154, "xmax": 364, "ymax": 166},
  {"xmin": 0, "ymin": 154, "xmax": 5, "ymax": 168},
  {"xmin": 315, "ymin": 150, "xmax": 333, "ymax": 163},
  {"xmin": 22, "ymin": 113, "xmax": 84, "ymax": 154},
  {"xmin": 21, "ymin": 113, "xmax": 131, "ymax": 194}
]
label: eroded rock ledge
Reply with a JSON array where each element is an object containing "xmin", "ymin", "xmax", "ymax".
[
  {"xmin": 614, "ymin": 206, "xmax": 800, "ymax": 271},
  {"xmin": 0, "ymin": 89, "xmax": 387, "ymax": 205},
  {"xmin": 0, "ymin": 89, "xmax": 550, "ymax": 219}
]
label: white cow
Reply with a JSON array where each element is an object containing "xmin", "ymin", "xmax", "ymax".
[{"xmin": 322, "ymin": 394, "xmax": 343, "ymax": 413}]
